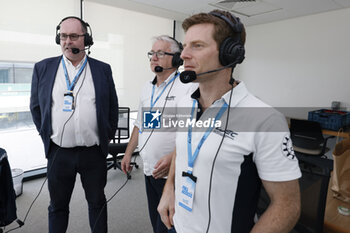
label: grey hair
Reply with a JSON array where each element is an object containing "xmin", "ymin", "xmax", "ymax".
[{"xmin": 151, "ymin": 35, "xmax": 181, "ymax": 53}]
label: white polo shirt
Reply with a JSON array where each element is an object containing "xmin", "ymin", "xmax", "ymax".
[
  {"xmin": 134, "ymin": 71, "xmax": 197, "ymax": 176},
  {"xmin": 173, "ymin": 81, "xmax": 301, "ymax": 233}
]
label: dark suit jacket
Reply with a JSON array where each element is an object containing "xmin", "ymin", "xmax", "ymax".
[
  {"xmin": 30, "ymin": 56, "xmax": 118, "ymax": 157},
  {"xmin": 0, "ymin": 148, "xmax": 17, "ymax": 227}
]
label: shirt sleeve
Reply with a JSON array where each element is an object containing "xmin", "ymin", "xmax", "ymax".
[
  {"xmin": 134, "ymin": 83, "xmax": 148, "ymax": 129},
  {"xmin": 134, "ymin": 100, "xmax": 142, "ymax": 129},
  {"xmin": 253, "ymin": 113, "xmax": 301, "ymax": 182}
]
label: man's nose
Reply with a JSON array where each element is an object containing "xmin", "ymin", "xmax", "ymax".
[{"xmin": 180, "ymin": 46, "xmax": 190, "ymax": 60}]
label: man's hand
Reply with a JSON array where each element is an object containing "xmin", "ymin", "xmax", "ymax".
[
  {"xmin": 158, "ymin": 149, "xmax": 176, "ymax": 229},
  {"xmin": 152, "ymin": 153, "xmax": 173, "ymax": 179},
  {"xmin": 121, "ymin": 153, "xmax": 133, "ymax": 174},
  {"xmin": 121, "ymin": 126, "xmax": 139, "ymax": 175},
  {"xmin": 158, "ymin": 183, "xmax": 175, "ymax": 229}
]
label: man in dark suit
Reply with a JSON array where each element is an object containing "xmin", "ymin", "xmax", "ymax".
[{"xmin": 30, "ymin": 16, "xmax": 118, "ymax": 233}]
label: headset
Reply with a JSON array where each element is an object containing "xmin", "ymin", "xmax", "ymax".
[
  {"xmin": 180, "ymin": 11, "xmax": 245, "ymax": 84},
  {"xmin": 94, "ymin": 36, "xmax": 182, "ymax": 232},
  {"xmin": 142, "ymin": 36, "xmax": 183, "ymax": 157},
  {"xmin": 4, "ymin": 61, "xmax": 91, "ymax": 233},
  {"xmin": 167, "ymin": 36, "xmax": 184, "ymax": 68},
  {"xmin": 209, "ymin": 11, "xmax": 245, "ymax": 67},
  {"xmin": 55, "ymin": 16, "xmax": 94, "ymax": 47},
  {"xmin": 203, "ymin": 11, "xmax": 245, "ymax": 233}
]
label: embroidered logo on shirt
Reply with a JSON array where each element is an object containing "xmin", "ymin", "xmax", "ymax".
[
  {"xmin": 213, "ymin": 127, "xmax": 238, "ymax": 140},
  {"xmin": 282, "ymin": 134, "xmax": 296, "ymax": 160},
  {"xmin": 165, "ymin": 96, "xmax": 176, "ymax": 101}
]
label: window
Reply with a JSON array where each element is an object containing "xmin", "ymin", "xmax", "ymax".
[
  {"xmin": 0, "ymin": 0, "xmax": 174, "ymax": 176},
  {"xmin": 0, "ymin": 62, "xmax": 33, "ymax": 131}
]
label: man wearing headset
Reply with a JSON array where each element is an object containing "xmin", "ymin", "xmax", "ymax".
[
  {"xmin": 121, "ymin": 35, "xmax": 196, "ymax": 233},
  {"xmin": 158, "ymin": 10, "xmax": 301, "ymax": 233},
  {"xmin": 30, "ymin": 17, "xmax": 118, "ymax": 233}
]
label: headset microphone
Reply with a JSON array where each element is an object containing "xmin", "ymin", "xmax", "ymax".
[
  {"xmin": 71, "ymin": 48, "xmax": 80, "ymax": 54},
  {"xmin": 154, "ymin": 66, "xmax": 173, "ymax": 73},
  {"xmin": 71, "ymin": 47, "xmax": 90, "ymax": 54},
  {"xmin": 180, "ymin": 61, "xmax": 239, "ymax": 83}
]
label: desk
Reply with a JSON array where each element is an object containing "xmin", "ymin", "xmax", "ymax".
[
  {"xmin": 324, "ymin": 175, "xmax": 350, "ymax": 233},
  {"xmin": 322, "ymin": 129, "xmax": 350, "ymax": 139},
  {"xmin": 285, "ymin": 117, "xmax": 350, "ymax": 138}
]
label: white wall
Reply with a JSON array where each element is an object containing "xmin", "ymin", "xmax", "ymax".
[
  {"xmin": 0, "ymin": 0, "xmax": 173, "ymax": 111},
  {"xmin": 174, "ymin": 20, "xmax": 185, "ymax": 44},
  {"xmin": 0, "ymin": 0, "xmax": 173, "ymax": 171},
  {"xmin": 84, "ymin": 2, "xmax": 173, "ymax": 110},
  {"xmin": 0, "ymin": 0, "xmax": 80, "ymax": 62},
  {"xmin": 239, "ymin": 7, "xmax": 350, "ymax": 118}
]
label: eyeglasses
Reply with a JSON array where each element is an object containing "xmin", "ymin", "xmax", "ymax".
[
  {"xmin": 60, "ymin": 33, "xmax": 85, "ymax": 41},
  {"xmin": 147, "ymin": 51, "xmax": 174, "ymax": 59}
]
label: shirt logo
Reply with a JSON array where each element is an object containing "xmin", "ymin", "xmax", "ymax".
[
  {"xmin": 213, "ymin": 127, "xmax": 238, "ymax": 140},
  {"xmin": 165, "ymin": 96, "xmax": 176, "ymax": 101},
  {"xmin": 143, "ymin": 110, "xmax": 162, "ymax": 129},
  {"xmin": 282, "ymin": 135, "xmax": 296, "ymax": 160}
]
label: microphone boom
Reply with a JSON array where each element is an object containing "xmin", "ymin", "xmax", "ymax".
[
  {"xmin": 154, "ymin": 66, "xmax": 174, "ymax": 73},
  {"xmin": 71, "ymin": 47, "xmax": 90, "ymax": 54},
  {"xmin": 155, "ymin": 66, "xmax": 163, "ymax": 72},
  {"xmin": 180, "ymin": 61, "xmax": 239, "ymax": 83}
]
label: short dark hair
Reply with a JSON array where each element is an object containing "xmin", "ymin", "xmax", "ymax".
[{"xmin": 182, "ymin": 10, "xmax": 246, "ymax": 50}]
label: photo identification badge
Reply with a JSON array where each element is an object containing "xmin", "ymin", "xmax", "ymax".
[
  {"xmin": 179, "ymin": 171, "xmax": 197, "ymax": 212},
  {"xmin": 63, "ymin": 92, "xmax": 74, "ymax": 112}
]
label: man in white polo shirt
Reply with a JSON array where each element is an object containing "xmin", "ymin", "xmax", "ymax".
[
  {"xmin": 121, "ymin": 35, "xmax": 196, "ymax": 233},
  {"xmin": 158, "ymin": 10, "xmax": 301, "ymax": 233}
]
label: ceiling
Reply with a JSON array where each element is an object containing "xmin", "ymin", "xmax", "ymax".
[{"xmin": 87, "ymin": 0, "xmax": 350, "ymax": 26}]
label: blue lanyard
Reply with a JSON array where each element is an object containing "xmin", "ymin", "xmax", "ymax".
[
  {"xmin": 187, "ymin": 100, "xmax": 228, "ymax": 172},
  {"xmin": 61, "ymin": 57, "xmax": 88, "ymax": 91},
  {"xmin": 150, "ymin": 73, "xmax": 179, "ymax": 111}
]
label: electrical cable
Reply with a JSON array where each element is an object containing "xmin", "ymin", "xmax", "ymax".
[
  {"xmin": 6, "ymin": 68, "xmax": 178, "ymax": 233},
  {"xmin": 91, "ymin": 171, "xmax": 129, "ymax": 233},
  {"xmin": 91, "ymin": 71, "xmax": 179, "ymax": 232},
  {"xmin": 130, "ymin": 71, "xmax": 178, "ymax": 165},
  {"xmin": 138, "ymin": 71, "xmax": 178, "ymax": 153},
  {"xmin": 205, "ymin": 81, "xmax": 234, "ymax": 233},
  {"xmin": 5, "ymin": 60, "xmax": 88, "ymax": 233}
]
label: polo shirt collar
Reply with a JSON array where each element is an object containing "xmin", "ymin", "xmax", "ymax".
[
  {"xmin": 151, "ymin": 71, "xmax": 178, "ymax": 86},
  {"xmin": 190, "ymin": 81, "xmax": 249, "ymax": 108},
  {"xmin": 63, "ymin": 54, "xmax": 87, "ymax": 69}
]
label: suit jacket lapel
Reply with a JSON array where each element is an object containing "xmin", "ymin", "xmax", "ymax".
[
  {"xmin": 49, "ymin": 56, "xmax": 61, "ymax": 85},
  {"xmin": 88, "ymin": 57, "xmax": 101, "ymax": 119},
  {"xmin": 47, "ymin": 56, "xmax": 61, "ymax": 108}
]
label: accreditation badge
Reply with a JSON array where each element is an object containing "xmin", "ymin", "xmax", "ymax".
[
  {"xmin": 63, "ymin": 92, "xmax": 74, "ymax": 112},
  {"xmin": 178, "ymin": 173, "xmax": 197, "ymax": 212}
]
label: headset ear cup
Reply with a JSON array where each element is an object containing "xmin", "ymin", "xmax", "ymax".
[
  {"xmin": 84, "ymin": 33, "xmax": 94, "ymax": 47},
  {"xmin": 55, "ymin": 25, "xmax": 61, "ymax": 45},
  {"xmin": 219, "ymin": 37, "xmax": 245, "ymax": 66},
  {"xmin": 84, "ymin": 22, "xmax": 93, "ymax": 47},
  {"xmin": 55, "ymin": 34, "xmax": 61, "ymax": 45},
  {"xmin": 172, "ymin": 52, "xmax": 183, "ymax": 67},
  {"xmin": 232, "ymin": 43, "xmax": 245, "ymax": 64},
  {"xmin": 219, "ymin": 37, "xmax": 232, "ymax": 66}
]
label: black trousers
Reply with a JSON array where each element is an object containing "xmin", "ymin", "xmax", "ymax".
[
  {"xmin": 47, "ymin": 142, "xmax": 107, "ymax": 233},
  {"xmin": 144, "ymin": 175, "xmax": 168, "ymax": 233}
]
